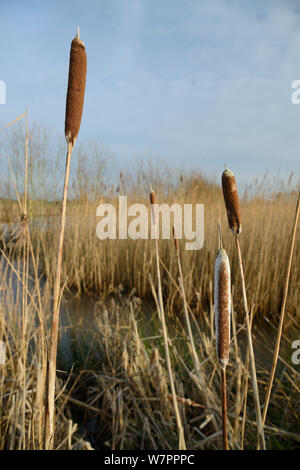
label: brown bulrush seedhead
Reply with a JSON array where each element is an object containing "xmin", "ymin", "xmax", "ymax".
[
  {"xmin": 150, "ymin": 189, "xmax": 157, "ymax": 206},
  {"xmin": 222, "ymin": 165, "xmax": 242, "ymax": 234},
  {"xmin": 150, "ymin": 189, "xmax": 157, "ymax": 226},
  {"xmin": 214, "ymin": 247, "xmax": 231, "ymax": 368},
  {"xmin": 65, "ymin": 30, "xmax": 87, "ymax": 145}
]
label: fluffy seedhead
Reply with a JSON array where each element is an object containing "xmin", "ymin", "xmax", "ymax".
[
  {"xmin": 222, "ymin": 166, "xmax": 242, "ymax": 234},
  {"xmin": 65, "ymin": 32, "xmax": 87, "ymax": 146},
  {"xmin": 214, "ymin": 247, "xmax": 231, "ymax": 368}
]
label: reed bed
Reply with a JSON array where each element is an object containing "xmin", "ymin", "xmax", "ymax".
[
  {"xmin": 17, "ymin": 177, "xmax": 299, "ymax": 328},
  {"xmin": 0, "ymin": 238, "xmax": 299, "ymax": 449}
]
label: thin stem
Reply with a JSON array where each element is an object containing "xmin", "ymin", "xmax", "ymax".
[
  {"xmin": 177, "ymin": 253, "xmax": 203, "ymax": 385},
  {"xmin": 262, "ymin": 192, "xmax": 300, "ymax": 426},
  {"xmin": 218, "ymin": 223, "xmax": 223, "ymax": 250},
  {"xmin": 154, "ymin": 236, "xmax": 186, "ymax": 450},
  {"xmin": 24, "ymin": 107, "xmax": 29, "ymax": 216},
  {"xmin": 45, "ymin": 142, "xmax": 73, "ymax": 450},
  {"xmin": 241, "ymin": 306, "xmax": 254, "ymax": 450},
  {"xmin": 221, "ymin": 367, "xmax": 228, "ymax": 450},
  {"xmin": 235, "ymin": 235, "xmax": 266, "ymax": 450},
  {"xmin": 21, "ymin": 107, "xmax": 29, "ymax": 449}
]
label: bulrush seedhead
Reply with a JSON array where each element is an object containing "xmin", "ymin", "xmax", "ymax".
[
  {"xmin": 222, "ymin": 165, "xmax": 242, "ymax": 234},
  {"xmin": 214, "ymin": 227, "xmax": 231, "ymax": 369},
  {"xmin": 150, "ymin": 188, "xmax": 157, "ymax": 226},
  {"xmin": 65, "ymin": 28, "xmax": 87, "ymax": 146}
]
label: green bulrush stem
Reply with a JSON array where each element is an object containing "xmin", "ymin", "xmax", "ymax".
[
  {"xmin": 262, "ymin": 192, "xmax": 300, "ymax": 426},
  {"xmin": 45, "ymin": 141, "xmax": 73, "ymax": 450},
  {"xmin": 221, "ymin": 366, "xmax": 228, "ymax": 450},
  {"xmin": 234, "ymin": 235, "xmax": 266, "ymax": 450}
]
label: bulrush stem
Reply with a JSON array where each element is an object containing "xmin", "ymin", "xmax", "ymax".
[
  {"xmin": 24, "ymin": 107, "xmax": 29, "ymax": 216},
  {"xmin": 45, "ymin": 141, "xmax": 73, "ymax": 449},
  {"xmin": 262, "ymin": 192, "xmax": 300, "ymax": 426},
  {"xmin": 151, "ymin": 193, "xmax": 186, "ymax": 450},
  {"xmin": 221, "ymin": 367, "xmax": 228, "ymax": 450},
  {"xmin": 154, "ymin": 238, "xmax": 186, "ymax": 450},
  {"xmin": 175, "ymin": 238, "xmax": 203, "ymax": 388},
  {"xmin": 234, "ymin": 235, "xmax": 266, "ymax": 450}
]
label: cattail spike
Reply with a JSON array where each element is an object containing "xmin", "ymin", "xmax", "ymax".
[
  {"xmin": 77, "ymin": 26, "xmax": 80, "ymax": 39},
  {"xmin": 150, "ymin": 189, "xmax": 157, "ymax": 226},
  {"xmin": 65, "ymin": 32, "xmax": 87, "ymax": 146},
  {"xmin": 214, "ymin": 247, "xmax": 231, "ymax": 368},
  {"xmin": 222, "ymin": 166, "xmax": 242, "ymax": 234}
]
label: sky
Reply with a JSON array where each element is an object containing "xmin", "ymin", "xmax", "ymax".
[{"xmin": 1, "ymin": 0, "xmax": 300, "ymax": 186}]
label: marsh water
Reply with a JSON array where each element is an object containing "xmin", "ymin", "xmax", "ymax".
[{"xmin": 0, "ymin": 254, "xmax": 293, "ymax": 374}]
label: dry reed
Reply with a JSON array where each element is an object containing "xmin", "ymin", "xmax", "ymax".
[{"xmin": 149, "ymin": 189, "xmax": 186, "ymax": 450}]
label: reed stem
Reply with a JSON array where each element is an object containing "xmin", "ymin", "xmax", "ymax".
[
  {"xmin": 154, "ymin": 238, "xmax": 186, "ymax": 450},
  {"xmin": 45, "ymin": 141, "xmax": 73, "ymax": 449},
  {"xmin": 262, "ymin": 192, "xmax": 300, "ymax": 426},
  {"xmin": 221, "ymin": 366, "xmax": 228, "ymax": 450},
  {"xmin": 151, "ymin": 193, "xmax": 186, "ymax": 450},
  {"xmin": 235, "ymin": 234, "xmax": 266, "ymax": 450}
]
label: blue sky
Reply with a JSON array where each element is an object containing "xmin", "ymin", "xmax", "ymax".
[{"xmin": 1, "ymin": 0, "xmax": 300, "ymax": 185}]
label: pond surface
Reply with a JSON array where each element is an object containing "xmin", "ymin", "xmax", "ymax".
[{"xmin": 0, "ymin": 254, "xmax": 292, "ymax": 374}]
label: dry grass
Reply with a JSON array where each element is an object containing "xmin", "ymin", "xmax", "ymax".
[{"xmin": 0, "ymin": 247, "xmax": 299, "ymax": 449}]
